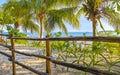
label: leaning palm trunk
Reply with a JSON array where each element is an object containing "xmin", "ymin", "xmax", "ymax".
[
  {"xmin": 0, "ymin": 25, "xmax": 4, "ymax": 41},
  {"xmin": 14, "ymin": 22, "xmax": 19, "ymax": 31},
  {"xmin": 39, "ymin": 12, "xmax": 45, "ymax": 46},
  {"xmin": 92, "ymin": 18, "xmax": 97, "ymax": 37},
  {"xmin": 40, "ymin": 19, "xmax": 44, "ymax": 38},
  {"xmin": 39, "ymin": 12, "xmax": 45, "ymax": 38},
  {"xmin": 39, "ymin": 18, "xmax": 44, "ymax": 45}
]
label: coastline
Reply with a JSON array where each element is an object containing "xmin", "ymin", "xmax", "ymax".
[{"xmin": 3, "ymin": 32, "xmax": 93, "ymax": 37}]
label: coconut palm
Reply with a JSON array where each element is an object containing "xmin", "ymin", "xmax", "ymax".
[
  {"xmin": 77, "ymin": 0, "xmax": 120, "ymax": 36},
  {"xmin": 25, "ymin": 0, "xmax": 82, "ymax": 38},
  {"xmin": 2, "ymin": 0, "xmax": 39, "ymax": 33},
  {"xmin": 3, "ymin": 0, "xmax": 82, "ymax": 38}
]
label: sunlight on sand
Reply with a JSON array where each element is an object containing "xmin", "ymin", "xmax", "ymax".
[{"xmin": 0, "ymin": 46, "xmax": 83, "ymax": 75}]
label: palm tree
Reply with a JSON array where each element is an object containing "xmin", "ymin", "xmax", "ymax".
[
  {"xmin": 2, "ymin": 0, "xmax": 39, "ymax": 33},
  {"xmin": 77, "ymin": 0, "xmax": 120, "ymax": 36},
  {"xmin": 25, "ymin": 0, "xmax": 81, "ymax": 38},
  {"xmin": 3, "ymin": 0, "xmax": 81, "ymax": 38}
]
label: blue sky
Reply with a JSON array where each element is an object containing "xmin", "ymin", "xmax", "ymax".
[
  {"xmin": 0, "ymin": 0, "xmax": 6, "ymax": 6},
  {"xmin": 54, "ymin": 16, "xmax": 114, "ymax": 32},
  {"xmin": 0, "ymin": 0, "xmax": 114, "ymax": 32}
]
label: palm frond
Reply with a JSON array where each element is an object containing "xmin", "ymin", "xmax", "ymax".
[
  {"xmin": 97, "ymin": 18, "xmax": 105, "ymax": 32},
  {"xmin": 3, "ymin": 0, "xmax": 32, "ymax": 18},
  {"xmin": 0, "ymin": 10, "xmax": 14, "ymax": 25},
  {"xmin": 46, "ymin": 0, "xmax": 82, "ymax": 8},
  {"xmin": 45, "ymin": 15, "xmax": 68, "ymax": 35},
  {"xmin": 22, "ymin": 20, "xmax": 39, "ymax": 33},
  {"xmin": 102, "ymin": 7, "xmax": 120, "ymax": 29},
  {"xmin": 47, "ymin": 7, "xmax": 80, "ymax": 30},
  {"xmin": 76, "ymin": 7, "xmax": 84, "ymax": 17}
]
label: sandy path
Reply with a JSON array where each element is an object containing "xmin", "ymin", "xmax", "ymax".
[
  {"xmin": 0, "ymin": 46, "xmax": 83, "ymax": 75},
  {"xmin": 1, "ymin": 46, "xmax": 120, "ymax": 75}
]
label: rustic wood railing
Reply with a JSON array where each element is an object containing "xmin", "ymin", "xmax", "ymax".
[{"xmin": 0, "ymin": 34, "xmax": 120, "ymax": 75}]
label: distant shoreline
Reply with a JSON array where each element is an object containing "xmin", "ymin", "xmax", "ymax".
[{"xmin": 2, "ymin": 32, "xmax": 93, "ymax": 37}]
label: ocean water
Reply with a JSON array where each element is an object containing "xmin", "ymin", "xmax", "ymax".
[
  {"xmin": 3, "ymin": 32, "xmax": 92, "ymax": 37},
  {"xmin": 27, "ymin": 32, "xmax": 93, "ymax": 37}
]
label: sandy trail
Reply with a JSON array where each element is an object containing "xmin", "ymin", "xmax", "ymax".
[
  {"xmin": 1, "ymin": 46, "xmax": 120, "ymax": 75},
  {"xmin": 0, "ymin": 46, "xmax": 83, "ymax": 75}
]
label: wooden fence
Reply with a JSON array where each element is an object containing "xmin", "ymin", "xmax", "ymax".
[{"xmin": 0, "ymin": 34, "xmax": 120, "ymax": 75}]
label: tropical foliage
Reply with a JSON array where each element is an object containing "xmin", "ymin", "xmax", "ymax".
[
  {"xmin": 2, "ymin": 0, "xmax": 81, "ymax": 38},
  {"xmin": 50, "ymin": 32, "xmax": 120, "ymax": 74},
  {"xmin": 3, "ymin": 0, "xmax": 39, "ymax": 33},
  {"xmin": 1, "ymin": 0, "xmax": 120, "ymax": 37},
  {"xmin": 31, "ymin": 0, "xmax": 81, "ymax": 37},
  {"xmin": 77, "ymin": 0, "xmax": 120, "ymax": 36}
]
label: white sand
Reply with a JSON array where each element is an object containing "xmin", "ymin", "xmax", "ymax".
[
  {"xmin": 0, "ymin": 45, "xmax": 120, "ymax": 75},
  {"xmin": 0, "ymin": 46, "xmax": 84, "ymax": 75}
]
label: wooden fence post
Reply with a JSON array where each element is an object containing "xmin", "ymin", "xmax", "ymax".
[
  {"xmin": 46, "ymin": 35, "xmax": 51, "ymax": 74},
  {"xmin": 10, "ymin": 34, "xmax": 16, "ymax": 75}
]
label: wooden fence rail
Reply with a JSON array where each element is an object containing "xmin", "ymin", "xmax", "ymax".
[
  {"xmin": 11, "ymin": 36, "xmax": 120, "ymax": 43},
  {"xmin": 10, "ymin": 59, "xmax": 49, "ymax": 75},
  {"xmin": 0, "ymin": 34, "xmax": 120, "ymax": 75},
  {"xmin": 0, "ymin": 34, "xmax": 9, "ymax": 36},
  {"xmin": 0, "ymin": 43, "xmax": 11, "ymax": 48},
  {"xmin": 0, "ymin": 51, "xmax": 48, "ymax": 75},
  {"xmin": 0, "ymin": 51, "xmax": 12, "ymax": 58}
]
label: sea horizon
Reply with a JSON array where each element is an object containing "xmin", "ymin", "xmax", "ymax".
[
  {"xmin": 3, "ymin": 32, "xmax": 93, "ymax": 37},
  {"xmin": 3, "ymin": 32, "xmax": 92, "ymax": 37}
]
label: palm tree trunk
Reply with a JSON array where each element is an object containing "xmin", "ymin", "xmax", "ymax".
[
  {"xmin": 14, "ymin": 22, "xmax": 19, "ymax": 30},
  {"xmin": 39, "ymin": 12, "xmax": 45, "ymax": 38},
  {"xmin": 0, "ymin": 25, "xmax": 4, "ymax": 39},
  {"xmin": 1, "ymin": 25, "xmax": 4, "ymax": 32},
  {"xmin": 0, "ymin": 25, "xmax": 4, "ymax": 43},
  {"xmin": 92, "ymin": 18, "xmax": 97, "ymax": 37},
  {"xmin": 40, "ymin": 19, "xmax": 43, "ymax": 38}
]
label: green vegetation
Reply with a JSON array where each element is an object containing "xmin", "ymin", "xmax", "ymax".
[
  {"xmin": 98, "ymin": 31, "xmax": 117, "ymax": 36},
  {"xmin": 0, "ymin": 0, "xmax": 120, "ymax": 37},
  {"xmin": 76, "ymin": 0, "xmax": 120, "ymax": 36},
  {"xmin": 7, "ymin": 25, "xmax": 28, "ymax": 44},
  {"xmin": 2, "ymin": 0, "xmax": 81, "ymax": 38},
  {"xmin": 49, "ymin": 32, "xmax": 120, "ymax": 74}
]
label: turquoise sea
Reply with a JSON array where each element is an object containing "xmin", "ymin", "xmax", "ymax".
[
  {"xmin": 27, "ymin": 32, "xmax": 93, "ymax": 37},
  {"xmin": 3, "ymin": 32, "xmax": 92, "ymax": 37}
]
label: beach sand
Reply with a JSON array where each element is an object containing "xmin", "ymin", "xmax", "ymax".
[
  {"xmin": 0, "ymin": 46, "xmax": 85, "ymax": 75},
  {"xmin": 0, "ymin": 44, "xmax": 120, "ymax": 75}
]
